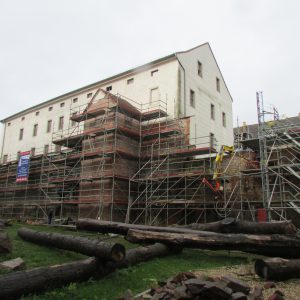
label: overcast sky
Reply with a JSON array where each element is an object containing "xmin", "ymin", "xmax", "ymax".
[{"xmin": 0, "ymin": 0, "xmax": 299, "ymax": 128}]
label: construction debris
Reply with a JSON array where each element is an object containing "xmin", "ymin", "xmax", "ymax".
[
  {"xmin": 255, "ymin": 258, "xmax": 300, "ymax": 281},
  {"xmin": 0, "ymin": 257, "xmax": 25, "ymax": 270},
  {"xmin": 18, "ymin": 227, "xmax": 125, "ymax": 262},
  {"xmin": 117, "ymin": 272, "xmax": 273, "ymax": 300}
]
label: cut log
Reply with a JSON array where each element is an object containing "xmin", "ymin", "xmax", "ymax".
[
  {"xmin": 76, "ymin": 219, "xmax": 234, "ymax": 236},
  {"xmin": 18, "ymin": 227, "xmax": 125, "ymax": 262},
  {"xmin": 184, "ymin": 218, "xmax": 297, "ymax": 235},
  {"xmin": 0, "ymin": 257, "xmax": 101, "ymax": 300},
  {"xmin": 255, "ymin": 258, "xmax": 300, "ymax": 280},
  {"xmin": 76, "ymin": 218, "xmax": 297, "ymax": 236},
  {"xmin": 0, "ymin": 243, "xmax": 174, "ymax": 300},
  {"xmin": 0, "ymin": 230, "xmax": 12, "ymax": 255},
  {"xmin": 76, "ymin": 218, "xmax": 192, "ymax": 235},
  {"xmin": 126, "ymin": 229, "xmax": 300, "ymax": 258}
]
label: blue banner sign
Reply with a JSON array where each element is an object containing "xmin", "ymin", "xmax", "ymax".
[{"xmin": 16, "ymin": 151, "xmax": 31, "ymax": 182}]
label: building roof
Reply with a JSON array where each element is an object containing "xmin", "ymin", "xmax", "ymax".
[
  {"xmin": 234, "ymin": 115, "xmax": 300, "ymax": 139},
  {"xmin": 1, "ymin": 42, "xmax": 232, "ymax": 122}
]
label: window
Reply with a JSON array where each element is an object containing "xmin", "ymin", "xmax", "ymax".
[
  {"xmin": 151, "ymin": 69, "xmax": 158, "ymax": 76},
  {"xmin": 60, "ymin": 102, "xmax": 65, "ymax": 107},
  {"xmin": 190, "ymin": 89, "xmax": 195, "ymax": 108},
  {"xmin": 44, "ymin": 144, "xmax": 49, "ymax": 155},
  {"xmin": 87, "ymin": 92, "xmax": 93, "ymax": 98},
  {"xmin": 106, "ymin": 86, "xmax": 112, "ymax": 92},
  {"xmin": 58, "ymin": 116, "xmax": 64, "ymax": 130},
  {"xmin": 47, "ymin": 120, "xmax": 52, "ymax": 133},
  {"xmin": 127, "ymin": 78, "xmax": 134, "ymax": 85},
  {"xmin": 222, "ymin": 112, "xmax": 226, "ymax": 127},
  {"xmin": 72, "ymin": 98, "xmax": 78, "ymax": 103},
  {"xmin": 19, "ymin": 128, "xmax": 24, "ymax": 140},
  {"xmin": 216, "ymin": 77, "xmax": 220, "ymax": 92},
  {"xmin": 21, "ymin": 116, "xmax": 25, "ymax": 121},
  {"xmin": 198, "ymin": 61, "xmax": 203, "ymax": 77},
  {"xmin": 210, "ymin": 104, "xmax": 215, "ymax": 120},
  {"xmin": 210, "ymin": 133, "xmax": 215, "ymax": 148},
  {"xmin": 3, "ymin": 155, "xmax": 8, "ymax": 164},
  {"xmin": 33, "ymin": 124, "xmax": 38, "ymax": 136},
  {"xmin": 31, "ymin": 148, "xmax": 35, "ymax": 156},
  {"xmin": 7, "ymin": 122, "xmax": 11, "ymax": 126},
  {"xmin": 35, "ymin": 111, "xmax": 40, "ymax": 116},
  {"xmin": 48, "ymin": 106, "xmax": 53, "ymax": 111},
  {"xmin": 150, "ymin": 87, "xmax": 159, "ymax": 103},
  {"xmin": 55, "ymin": 144, "xmax": 62, "ymax": 152},
  {"xmin": 71, "ymin": 112, "xmax": 77, "ymax": 127}
]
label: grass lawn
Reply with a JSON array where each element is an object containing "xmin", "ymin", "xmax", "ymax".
[{"xmin": 1, "ymin": 223, "xmax": 250, "ymax": 300}]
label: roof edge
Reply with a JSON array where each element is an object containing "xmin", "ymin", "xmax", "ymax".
[{"xmin": 1, "ymin": 53, "xmax": 176, "ymax": 123}]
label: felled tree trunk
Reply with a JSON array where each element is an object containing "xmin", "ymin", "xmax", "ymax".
[
  {"xmin": 18, "ymin": 227, "xmax": 125, "ymax": 262},
  {"xmin": 184, "ymin": 218, "xmax": 297, "ymax": 235},
  {"xmin": 0, "ymin": 257, "xmax": 101, "ymax": 300},
  {"xmin": 76, "ymin": 219, "xmax": 224, "ymax": 235},
  {"xmin": 0, "ymin": 231, "xmax": 12, "ymax": 255},
  {"xmin": 76, "ymin": 218, "xmax": 297, "ymax": 236},
  {"xmin": 0, "ymin": 243, "xmax": 174, "ymax": 300},
  {"xmin": 255, "ymin": 258, "xmax": 300, "ymax": 280},
  {"xmin": 126, "ymin": 229, "xmax": 300, "ymax": 258}
]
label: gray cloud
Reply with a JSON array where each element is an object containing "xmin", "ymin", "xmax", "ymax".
[{"xmin": 0, "ymin": 0, "xmax": 299, "ymax": 128}]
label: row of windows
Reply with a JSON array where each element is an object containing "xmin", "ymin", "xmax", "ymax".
[
  {"xmin": 197, "ymin": 60, "xmax": 220, "ymax": 92},
  {"xmin": 189, "ymin": 90, "xmax": 226, "ymax": 127},
  {"xmin": 7, "ymin": 68, "xmax": 160, "ymax": 127},
  {"xmin": 18, "ymin": 117, "xmax": 65, "ymax": 140},
  {"xmin": 4, "ymin": 143, "xmax": 63, "ymax": 162}
]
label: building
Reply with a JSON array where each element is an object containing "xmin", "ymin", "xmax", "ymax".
[{"xmin": 0, "ymin": 42, "xmax": 233, "ymax": 163}]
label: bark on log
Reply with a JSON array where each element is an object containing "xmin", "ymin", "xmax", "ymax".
[
  {"xmin": 76, "ymin": 218, "xmax": 297, "ymax": 236},
  {"xmin": 255, "ymin": 258, "xmax": 300, "ymax": 280},
  {"xmin": 184, "ymin": 218, "xmax": 297, "ymax": 235},
  {"xmin": 76, "ymin": 219, "xmax": 233, "ymax": 236},
  {"xmin": 18, "ymin": 227, "xmax": 125, "ymax": 262},
  {"xmin": 0, "ymin": 243, "xmax": 174, "ymax": 300},
  {"xmin": 126, "ymin": 229, "xmax": 300, "ymax": 258},
  {"xmin": 0, "ymin": 230, "xmax": 12, "ymax": 255}
]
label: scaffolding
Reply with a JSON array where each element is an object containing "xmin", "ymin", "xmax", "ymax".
[{"xmin": 1, "ymin": 90, "xmax": 298, "ymax": 225}]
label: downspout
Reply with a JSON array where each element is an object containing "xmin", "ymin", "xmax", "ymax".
[
  {"xmin": 0, "ymin": 121, "xmax": 7, "ymax": 161},
  {"xmin": 175, "ymin": 54, "xmax": 186, "ymax": 117}
]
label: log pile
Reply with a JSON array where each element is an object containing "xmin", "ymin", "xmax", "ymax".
[
  {"xmin": 77, "ymin": 218, "xmax": 300, "ymax": 258},
  {"xmin": 76, "ymin": 218, "xmax": 297, "ymax": 235},
  {"xmin": 0, "ymin": 243, "xmax": 175, "ymax": 300}
]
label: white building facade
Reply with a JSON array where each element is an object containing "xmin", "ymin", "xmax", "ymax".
[{"xmin": 0, "ymin": 43, "xmax": 233, "ymax": 163}]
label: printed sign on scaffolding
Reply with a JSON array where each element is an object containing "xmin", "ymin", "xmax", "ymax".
[{"xmin": 16, "ymin": 151, "xmax": 31, "ymax": 182}]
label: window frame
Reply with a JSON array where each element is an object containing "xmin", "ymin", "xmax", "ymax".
[
  {"xmin": 197, "ymin": 61, "xmax": 203, "ymax": 77},
  {"xmin": 222, "ymin": 112, "xmax": 226, "ymax": 127},
  {"xmin": 33, "ymin": 124, "xmax": 38, "ymax": 137},
  {"xmin": 19, "ymin": 128, "xmax": 24, "ymax": 140},
  {"xmin": 58, "ymin": 116, "xmax": 64, "ymax": 130},
  {"xmin": 190, "ymin": 89, "xmax": 195, "ymax": 108},
  {"xmin": 47, "ymin": 120, "xmax": 52, "ymax": 133},
  {"xmin": 211, "ymin": 104, "xmax": 215, "ymax": 120},
  {"xmin": 216, "ymin": 77, "xmax": 220, "ymax": 92}
]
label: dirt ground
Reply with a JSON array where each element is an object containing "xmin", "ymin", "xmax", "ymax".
[{"xmin": 195, "ymin": 264, "xmax": 300, "ymax": 300}]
